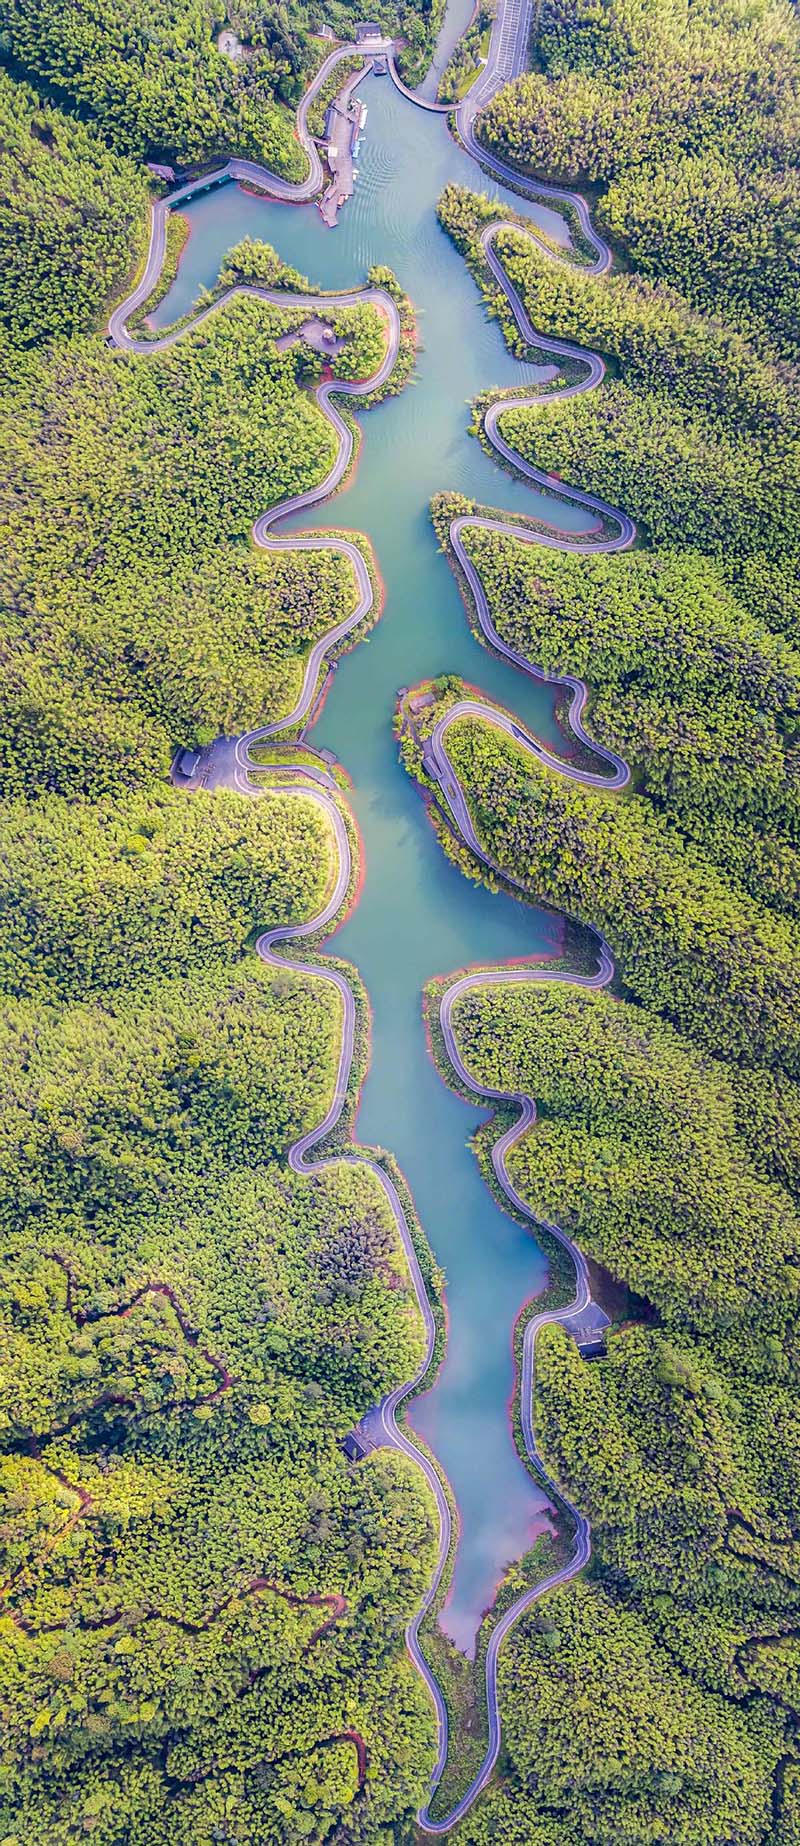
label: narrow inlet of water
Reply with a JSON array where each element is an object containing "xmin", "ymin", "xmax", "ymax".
[{"xmin": 156, "ymin": 75, "xmax": 594, "ymax": 1652}]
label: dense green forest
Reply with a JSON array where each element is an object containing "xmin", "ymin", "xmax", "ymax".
[
  {"xmin": 422, "ymin": 699, "xmax": 800, "ymax": 1072},
  {"xmin": 437, "ymin": 180, "xmax": 800, "ymax": 647},
  {"xmin": 433, "ymin": 508, "xmax": 800, "ymax": 916},
  {"xmin": 0, "ymin": 70, "xmax": 150, "ymax": 347},
  {"xmin": 0, "ymin": 0, "xmax": 311, "ymax": 171},
  {"xmin": 0, "ymin": 0, "xmax": 443, "ymax": 170},
  {"xmin": 433, "ymin": 164, "xmax": 800, "ymax": 951},
  {"xmin": 439, "ymin": 184, "xmax": 799, "ymax": 447},
  {"xmin": 1, "ymin": 938, "xmax": 438, "ymax": 1840},
  {"xmin": 454, "ymin": 1581, "xmax": 783, "ymax": 1846},
  {"xmin": 499, "ymin": 378, "xmax": 797, "ymax": 586},
  {"xmin": 0, "ymin": 721, "xmax": 440, "ymax": 1835},
  {"xmin": 414, "ymin": 0, "xmax": 800, "ymax": 1830},
  {"xmin": 447, "ymin": 982, "xmax": 800, "ymax": 1340},
  {"xmin": 438, "ymin": 981, "xmax": 800, "ymax": 1843},
  {"xmin": 0, "ymin": 786, "xmax": 334, "ymax": 999},
  {"xmin": 0, "ymin": 293, "xmax": 387, "ymax": 797},
  {"xmin": 476, "ymin": 0, "xmax": 800, "ymax": 354},
  {"xmin": 0, "ymin": 754, "xmax": 441, "ymax": 1836},
  {"xmin": 0, "ymin": 19, "xmax": 442, "ymax": 1835}
]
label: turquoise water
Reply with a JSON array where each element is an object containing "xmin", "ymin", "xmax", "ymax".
[
  {"xmin": 415, "ymin": 0, "xmax": 476, "ymax": 99},
  {"xmin": 156, "ymin": 78, "xmax": 595, "ymax": 1653}
]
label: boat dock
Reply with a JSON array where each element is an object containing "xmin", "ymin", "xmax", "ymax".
[{"xmin": 319, "ymin": 76, "xmax": 369, "ymax": 226}]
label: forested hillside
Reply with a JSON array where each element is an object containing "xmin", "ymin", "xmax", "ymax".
[
  {"xmin": 410, "ymin": 0, "xmax": 800, "ymax": 1834},
  {"xmin": 0, "ymin": 0, "xmax": 443, "ymax": 170},
  {"xmin": 477, "ymin": 0, "xmax": 800, "ymax": 353},
  {"xmin": 0, "ymin": 24, "xmax": 440, "ymax": 1841},
  {"xmin": 0, "ymin": 70, "xmax": 150, "ymax": 347},
  {"xmin": 432, "ymin": 506, "xmax": 800, "ymax": 917},
  {"xmin": 0, "ymin": 750, "xmax": 440, "ymax": 1836},
  {"xmin": 424, "ymin": 700, "xmax": 800, "ymax": 1070},
  {"xmin": 439, "ymin": 981, "xmax": 800, "ymax": 1845},
  {"xmin": 1, "ymin": 919, "xmax": 438, "ymax": 1840},
  {"xmin": 0, "ymin": 295, "xmax": 381, "ymax": 796},
  {"xmin": 454, "ymin": 1580, "xmax": 783, "ymax": 1846},
  {"xmin": 0, "ymin": 0, "xmax": 311, "ymax": 171},
  {"xmin": 438, "ymin": 179, "xmax": 800, "ymax": 638},
  {"xmin": 436, "ymin": 178, "xmax": 800, "ymax": 922}
]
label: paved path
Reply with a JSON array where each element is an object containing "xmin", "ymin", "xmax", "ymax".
[
  {"xmin": 238, "ymin": 770, "xmax": 454, "ymax": 1800},
  {"xmin": 387, "ymin": 0, "xmax": 613, "ymax": 276},
  {"xmin": 386, "ymin": 61, "xmax": 452, "ymax": 112},
  {"xmin": 108, "ymin": 39, "xmax": 393, "ymax": 344},
  {"xmin": 109, "ymin": 24, "xmax": 632, "ymax": 1830},
  {"xmin": 111, "ymin": 256, "xmax": 401, "ymax": 758},
  {"xmin": 397, "ymin": 32, "xmax": 633, "ymax": 1814}
]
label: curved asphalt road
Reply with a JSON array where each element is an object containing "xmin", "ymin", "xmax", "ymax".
[
  {"xmin": 111, "ymin": 258, "xmax": 401, "ymax": 763},
  {"xmin": 248, "ymin": 773, "xmax": 454, "ymax": 1796},
  {"xmin": 454, "ymin": 39, "xmax": 613, "ymax": 277},
  {"xmin": 108, "ymin": 26, "xmax": 632, "ymax": 1830},
  {"xmin": 108, "ymin": 41, "xmax": 393, "ymax": 344},
  {"xmin": 390, "ymin": 27, "xmax": 631, "ymax": 1817}
]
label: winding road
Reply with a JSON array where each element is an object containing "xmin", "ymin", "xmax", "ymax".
[
  {"xmin": 108, "ymin": 39, "xmax": 393, "ymax": 343},
  {"xmin": 389, "ymin": 28, "xmax": 631, "ymax": 1812},
  {"xmin": 244, "ymin": 724, "xmax": 619, "ymax": 1836},
  {"xmin": 421, "ymin": 948, "xmax": 612, "ymax": 1828},
  {"xmin": 252, "ymin": 779, "xmax": 454, "ymax": 1796},
  {"xmin": 386, "ymin": 6, "xmax": 613, "ymax": 276},
  {"xmin": 111, "ymin": 235, "xmax": 402, "ymax": 761},
  {"xmin": 106, "ymin": 14, "xmax": 634, "ymax": 1832},
  {"xmin": 452, "ymin": 16, "xmax": 614, "ymax": 277}
]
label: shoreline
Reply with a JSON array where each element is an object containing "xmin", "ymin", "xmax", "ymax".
[{"xmin": 105, "ymin": 26, "xmax": 630, "ymax": 1832}]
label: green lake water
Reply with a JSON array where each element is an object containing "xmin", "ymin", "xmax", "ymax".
[{"xmin": 155, "ymin": 76, "xmax": 597, "ymax": 1653}]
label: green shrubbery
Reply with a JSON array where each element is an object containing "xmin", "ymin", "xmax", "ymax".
[
  {"xmin": 219, "ymin": 233, "xmax": 311, "ymax": 291},
  {"xmin": 0, "ymin": 39, "xmax": 438, "ymax": 1842},
  {"xmin": 477, "ymin": 0, "xmax": 800, "ymax": 353},
  {"xmin": 0, "ymin": 70, "xmax": 150, "ymax": 347},
  {"xmin": 443, "ymin": 710, "xmax": 800, "ymax": 1073},
  {"xmin": 437, "ymin": 2, "xmax": 493, "ymax": 103},
  {"xmin": 0, "ymin": 299, "xmax": 365, "ymax": 795}
]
